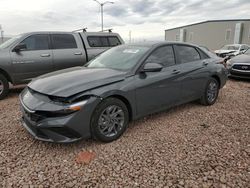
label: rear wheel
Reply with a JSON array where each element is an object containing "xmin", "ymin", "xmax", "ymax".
[
  {"xmin": 91, "ymin": 98, "xmax": 129, "ymax": 142},
  {"xmin": 0, "ymin": 74, "xmax": 9, "ymax": 100},
  {"xmin": 200, "ymin": 78, "xmax": 219, "ymax": 106}
]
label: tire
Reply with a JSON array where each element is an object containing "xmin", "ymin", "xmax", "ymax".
[
  {"xmin": 91, "ymin": 98, "xmax": 129, "ymax": 142},
  {"xmin": 0, "ymin": 74, "xmax": 9, "ymax": 100},
  {"xmin": 200, "ymin": 78, "xmax": 219, "ymax": 106}
]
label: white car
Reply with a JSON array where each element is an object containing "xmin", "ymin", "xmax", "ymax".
[{"xmin": 215, "ymin": 44, "xmax": 249, "ymax": 58}]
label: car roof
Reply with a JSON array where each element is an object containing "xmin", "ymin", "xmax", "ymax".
[
  {"xmin": 125, "ymin": 41, "xmax": 201, "ymax": 48},
  {"xmin": 20, "ymin": 31, "xmax": 121, "ymax": 36},
  {"xmin": 82, "ymin": 32, "xmax": 120, "ymax": 36},
  {"xmin": 20, "ymin": 31, "xmax": 74, "ymax": 35}
]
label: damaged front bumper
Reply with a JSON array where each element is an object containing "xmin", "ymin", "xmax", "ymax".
[{"xmin": 19, "ymin": 88, "xmax": 101, "ymax": 143}]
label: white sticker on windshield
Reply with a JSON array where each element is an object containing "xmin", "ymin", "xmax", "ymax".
[{"xmin": 123, "ymin": 49, "xmax": 140, "ymax": 54}]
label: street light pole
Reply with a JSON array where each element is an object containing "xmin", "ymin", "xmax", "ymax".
[
  {"xmin": 93, "ymin": 0, "xmax": 114, "ymax": 32},
  {"xmin": 101, "ymin": 4, "xmax": 104, "ymax": 31},
  {"xmin": 0, "ymin": 25, "xmax": 3, "ymax": 43}
]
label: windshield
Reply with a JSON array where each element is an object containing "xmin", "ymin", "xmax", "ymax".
[
  {"xmin": 221, "ymin": 45, "xmax": 240, "ymax": 51},
  {"xmin": 200, "ymin": 47, "xmax": 218, "ymax": 58},
  {"xmin": 0, "ymin": 35, "xmax": 22, "ymax": 49},
  {"xmin": 87, "ymin": 45, "xmax": 150, "ymax": 71},
  {"xmin": 245, "ymin": 49, "xmax": 250, "ymax": 55}
]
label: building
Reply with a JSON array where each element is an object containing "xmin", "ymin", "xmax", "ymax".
[{"xmin": 165, "ymin": 19, "xmax": 250, "ymax": 50}]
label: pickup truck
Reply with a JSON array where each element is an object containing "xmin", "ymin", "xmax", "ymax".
[{"xmin": 0, "ymin": 31, "xmax": 124, "ymax": 99}]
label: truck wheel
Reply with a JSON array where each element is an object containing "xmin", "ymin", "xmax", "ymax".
[{"xmin": 0, "ymin": 74, "xmax": 9, "ymax": 100}]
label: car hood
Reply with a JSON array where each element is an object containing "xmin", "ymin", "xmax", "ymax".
[
  {"xmin": 0, "ymin": 48, "xmax": 7, "ymax": 54},
  {"xmin": 28, "ymin": 67, "xmax": 127, "ymax": 98},
  {"xmin": 215, "ymin": 49, "xmax": 236, "ymax": 54},
  {"xmin": 231, "ymin": 54, "xmax": 250, "ymax": 64}
]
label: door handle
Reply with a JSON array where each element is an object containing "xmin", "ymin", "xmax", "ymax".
[
  {"xmin": 40, "ymin": 54, "xmax": 50, "ymax": 57},
  {"xmin": 74, "ymin": 52, "xmax": 82, "ymax": 55},
  {"xmin": 203, "ymin": 61, "xmax": 209, "ymax": 66},
  {"xmin": 172, "ymin": 70, "xmax": 181, "ymax": 74}
]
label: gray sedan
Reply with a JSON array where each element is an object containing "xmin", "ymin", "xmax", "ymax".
[
  {"xmin": 226, "ymin": 48, "xmax": 250, "ymax": 79},
  {"xmin": 19, "ymin": 42, "xmax": 228, "ymax": 143}
]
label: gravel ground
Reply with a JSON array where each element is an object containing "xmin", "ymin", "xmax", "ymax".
[{"xmin": 0, "ymin": 79, "xmax": 249, "ymax": 188}]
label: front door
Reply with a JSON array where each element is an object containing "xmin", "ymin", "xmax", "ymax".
[
  {"xmin": 10, "ymin": 34, "xmax": 53, "ymax": 84},
  {"xmin": 135, "ymin": 45, "xmax": 183, "ymax": 116}
]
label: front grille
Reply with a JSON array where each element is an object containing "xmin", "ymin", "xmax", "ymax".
[
  {"xmin": 23, "ymin": 117, "xmax": 48, "ymax": 139},
  {"xmin": 232, "ymin": 64, "xmax": 250, "ymax": 71},
  {"xmin": 231, "ymin": 71, "xmax": 250, "ymax": 77},
  {"xmin": 22, "ymin": 106, "xmax": 45, "ymax": 122}
]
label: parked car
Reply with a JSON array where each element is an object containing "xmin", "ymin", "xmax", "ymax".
[
  {"xmin": 19, "ymin": 42, "xmax": 228, "ymax": 143},
  {"xmin": 0, "ymin": 31, "xmax": 124, "ymax": 99},
  {"xmin": 226, "ymin": 48, "xmax": 250, "ymax": 79},
  {"xmin": 214, "ymin": 44, "xmax": 249, "ymax": 60}
]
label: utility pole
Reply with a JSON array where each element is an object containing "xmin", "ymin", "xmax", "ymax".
[
  {"xmin": 93, "ymin": 0, "xmax": 114, "ymax": 31},
  {"xmin": 0, "ymin": 25, "xmax": 3, "ymax": 43},
  {"xmin": 129, "ymin": 31, "xmax": 132, "ymax": 43}
]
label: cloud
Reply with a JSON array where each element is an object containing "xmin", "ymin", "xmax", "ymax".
[{"xmin": 0, "ymin": 0, "xmax": 250, "ymax": 40}]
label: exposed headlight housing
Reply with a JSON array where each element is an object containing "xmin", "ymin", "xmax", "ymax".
[{"xmin": 226, "ymin": 60, "xmax": 233, "ymax": 69}]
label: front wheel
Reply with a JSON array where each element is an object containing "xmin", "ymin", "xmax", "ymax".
[
  {"xmin": 0, "ymin": 74, "xmax": 9, "ymax": 100},
  {"xmin": 200, "ymin": 78, "xmax": 219, "ymax": 106},
  {"xmin": 91, "ymin": 98, "xmax": 129, "ymax": 142}
]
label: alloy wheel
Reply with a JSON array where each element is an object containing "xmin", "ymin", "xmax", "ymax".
[
  {"xmin": 98, "ymin": 105, "xmax": 125, "ymax": 137},
  {"xmin": 207, "ymin": 81, "xmax": 218, "ymax": 103},
  {"xmin": 0, "ymin": 80, "xmax": 4, "ymax": 95}
]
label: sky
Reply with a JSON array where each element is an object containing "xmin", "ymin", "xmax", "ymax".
[{"xmin": 0, "ymin": 0, "xmax": 250, "ymax": 42}]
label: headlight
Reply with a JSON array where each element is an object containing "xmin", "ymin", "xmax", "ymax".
[
  {"xmin": 53, "ymin": 100, "xmax": 88, "ymax": 115},
  {"xmin": 226, "ymin": 60, "xmax": 233, "ymax": 69},
  {"xmin": 67, "ymin": 100, "xmax": 88, "ymax": 111}
]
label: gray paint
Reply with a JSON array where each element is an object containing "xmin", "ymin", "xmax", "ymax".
[
  {"xmin": 19, "ymin": 42, "xmax": 228, "ymax": 143},
  {"xmin": 165, "ymin": 20, "xmax": 250, "ymax": 50},
  {"xmin": 0, "ymin": 31, "xmax": 124, "ymax": 85}
]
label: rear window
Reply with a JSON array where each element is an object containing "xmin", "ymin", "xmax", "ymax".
[
  {"xmin": 52, "ymin": 34, "xmax": 77, "ymax": 49},
  {"xmin": 175, "ymin": 45, "xmax": 201, "ymax": 64},
  {"xmin": 88, "ymin": 36, "xmax": 121, "ymax": 47},
  {"xmin": 108, "ymin": 36, "xmax": 121, "ymax": 46},
  {"xmin": 197, "ymin": 48, "xmax": 210, "ymax": 59}
]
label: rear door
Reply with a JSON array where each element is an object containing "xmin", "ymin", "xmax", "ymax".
[
  {"xmin": 135, "ymin": 45, "xmax": 183, "ymax": 116},
  {"xmin": 10, "ymin": 34, "xmax": 53, "ymax": 84},
  {"xmin": 51, "ymin": 33, "xmax": 86, "ymax": 71},
  {"xmin": 174, "ymin": 45, "xmax": 210, "ymax": 101}
]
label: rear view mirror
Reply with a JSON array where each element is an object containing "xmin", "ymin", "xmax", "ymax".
[
  {"xmin": 141, "ymin": 63, "xmax": 163, "ymax": 73},
  {"xmin": 13, "ymin": 43, "xmax": 27, "ymax": 52}
]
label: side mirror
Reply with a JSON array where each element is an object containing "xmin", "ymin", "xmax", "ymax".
[
  {"xmin": 141, "ymin": 63, "xmax": 163, "ymax": 73},
  {"xmin": 13, "ymin": 43, "xmax": 27, "ymax": 52}
]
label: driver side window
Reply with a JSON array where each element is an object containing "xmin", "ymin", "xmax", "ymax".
[
  {"xmin": 20, "ymin": 34, "xmax": 50, "ymax": 51},
  {"xmin": 146, "ymin": 45, "xmax": 176, "ymax": 67}
]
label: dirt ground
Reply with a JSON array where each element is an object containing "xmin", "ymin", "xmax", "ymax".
[{"xmin": 0, "ymin": 79, "xmax": 249, "ymax": 187}]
